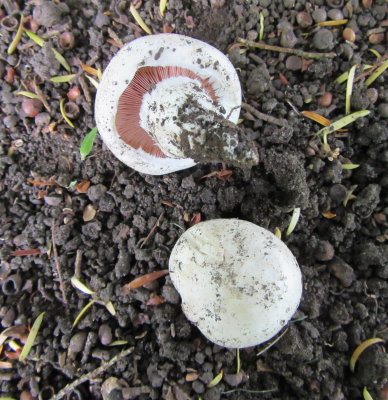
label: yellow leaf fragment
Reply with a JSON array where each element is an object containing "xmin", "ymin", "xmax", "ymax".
[
  {"xmin": 160, "ymin": 0, "xmax": 167, "ymax": 17},
  {"xmin": 322, "ymin": 211, "xmax": 336, "ymax": 219},
  {"xmin": 349, "ymin": 337, "xmax": 384, "ymax": 372},
  {"xmin": 85, "ymin": 75, "xmax": 100, "ymax": 89},
  {"xmin": 342, "ymin": 163, "xmax": 360, "ymax": 170},
  {"xmin": 80, "ymin": 61, "xmax": 99, "ymax": 77},
  {"xmin": 301, "ymin": 110, "xmax": 331, "ymax": 127},
  {"xmin": 363, "ymin": 387, "xmax": 374, "ymax": 400},
  {"xmin": 274, "ymin": 227, "xmax": 282, "ymax": 239},
  {"xmin": 104, "ymin": 301, "xmax": 116, "ymax": 316},
  {"xmin": 207, "ymin": 370, "xmax": 223, "ymax": 388},
  {"xmin": 16, "ymin": 91, "xmax": 39, "ymax": 99},
  {"xmin": 70, "ymin": 277, "xmax": 95, "ymax": 295},
  {"xmin": 52, "ymin": 49, "xmax": 71, "ymax": 72},
  {"xmin": 60, "ymin": 98, "xmax": 75, "ymax": 128},
  {"xmin": 72, "ymin": 300, "xmax": 95, "ymax": 329},
  {"xmin": 50, "ymin": 74, "xmax": 77, "ymax": 83},
  {"xmin": 130, "ymin": 3, "xmax": 152, "ymax": 34},
  {"xmin": 315, "ymin": 19, "xmax": 348, "ymax": 26}
]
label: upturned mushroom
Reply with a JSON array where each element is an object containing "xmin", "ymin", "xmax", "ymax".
[
  {"xmin": 169, "ymin": 219, "xmax": 302, "ymax": 348},
  {"xmin": 95, "ymin": 34, "xmax": 258, "ymax": 175}
]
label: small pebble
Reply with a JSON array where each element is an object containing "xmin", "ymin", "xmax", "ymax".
[
  {"xmin": 210, "ymin": 0, "xmax": 226, "ymax": 7},
  {"xmin": 313, "ymin": 29, "xmax": 334, "ymax": 51},
  {"xmin": 33, "ymin": 1, "xmax": 68, "ymax": 27},
  {"xmin": 296, "ymin": 12, "xmax": 313, "ymax": 27},
  {"xmin": 22, "ymin": 98, "xmax": 43, "ymax": 117},
  {"xmin": 329, "ymin": 184, "xmax": 347, "ymax": 202},
  {"xmin": 318, "ymin": 92, "xmax": 333, "ymax": 107},
  {"xmin": 314, "ymin": 240, "xmax": 335, "ymax": 262},
  {"xmin": 366, "ymin": 88, "xmax": 378, "ymax": 104},
  {"xmin": 69, "ymin": 332, "xmax": 87, "ymax": 353},
  {"xmin": 368, "ymin": 33, "xmax": 384, "ymax": 44},
  {"xmin": 285, "ymin": 55, "xmax": 302, "ymax": 71},
  {"xmin": 343, "ymin": 27, "xmax": 356, "ymax": 42},
  {"xmin": 59, "ymin": 32, "xmax": 75, "ymax": 49},
  {"xmin": 98, "ymin": 324, "xmax": 113, "ymax": 345},
  {"xmin": 362, "ymin": 0, "xmax": 372, "ymax": 7},
  {"xmin": 378, "ymin": 103, "xmax": 388, "ymax": 118},
  {"xmin": 281, "ymin": 29, "xmax": 298, "ymax": 48},
  {"xmin": 35, "ymin": 112, "xmax": 50, "ymax": 126},
  {"xmin": 328, "ymin": 9, "xmax": 344, "ymax": 20},
  {"xmin": 312, "ymin": 8, "xmax": 327, "ymax": 23},
  {"xmin": 328, "ymin": 257, "xmax": 356, "ymax": 287}
]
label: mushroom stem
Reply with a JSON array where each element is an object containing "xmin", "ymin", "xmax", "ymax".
[{"xmin": 178, "ymin": 99, "xmax": 259, "ymax": 168}]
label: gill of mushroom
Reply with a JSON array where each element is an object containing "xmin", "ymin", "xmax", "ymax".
[
  {"xmin": 168, "ymin": 219, "xmax": 303, "ymax": 349},
  {"xmin": 95, "ymin": 33, "xmax": 259, "ymax": 175}
]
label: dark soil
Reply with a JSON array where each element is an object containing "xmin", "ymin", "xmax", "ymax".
[{"xmin": 0, "ymin": 1, "xmax": 387, "ymax": 400}]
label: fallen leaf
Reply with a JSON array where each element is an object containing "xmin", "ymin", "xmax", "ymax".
[
  {"xmin": 122, "ymin": 270, "xmax": 169, "ymax": 294},
  {"xmin": 322, "ymin": 211, "xmax": 336, "ymax": 219},
  {"xmin": 75, "ymin": 180, "xmax": 91, "ymax": 193},
  {"xmin": 83, "ymin": 204, "xmax": 96, "ymax": 222},
  {"xmin": 185, "ymin": 372, "xmax": 199, "ymax": 381},
  {"xmin": 27, "ymin": 178, "xmax": 56, "ymax": 186},
  {"xmin": 279, "ymin": 73, "xmax": 289, "ymax": 85}
]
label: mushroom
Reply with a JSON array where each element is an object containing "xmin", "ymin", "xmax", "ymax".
[
  {"xmin": 95, "ymin": 34, "xmax": 259, "ymax": 175},
  {"xmin": 168, "ymin": 219, "xmax": 302, "ymax": 348}
]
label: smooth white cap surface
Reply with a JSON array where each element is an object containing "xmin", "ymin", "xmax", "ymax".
[{"xmin": 169, "ymin": 219, "xmax": 303, "ymax": 348}]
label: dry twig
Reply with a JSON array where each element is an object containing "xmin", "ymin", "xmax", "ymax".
[
  {"xmin": 51, "ymin": 223, "xmax": 68, "ymax": 305},
  {"xmin": 137, "ymin": 212, "xmax": 165, "ymax": 249},
  {"xmin": 241, "ymin": 102, "xmax": 286, "ymax": 126},
  {"xmin": 238, "ymin": 38, "xmax": 336, "ymax": 60}
]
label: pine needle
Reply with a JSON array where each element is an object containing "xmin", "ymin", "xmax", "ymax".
[
  {"xmin": 72, "ymin": 300, "xmax": 95, "ymax": 329},
  {"xmin": 365, "ymin": 59, "xmax": 388, "ymax": 86},
  {"xmin": 315, "ymin": 19, "xmax": 348, "ymax": 26}
]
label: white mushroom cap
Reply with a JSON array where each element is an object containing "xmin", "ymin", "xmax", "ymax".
[
  {"xmin": 95, "ymin": 34, "xmax": 242, "ymax": 175},
  {"xmin": 169, "ymin": 219, "xmax": 302, "ymax": 348}
]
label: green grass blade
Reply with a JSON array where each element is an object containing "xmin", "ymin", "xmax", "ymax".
[
  {"xmin": 365, "ymin": 59, "xmax": 388, "ymax": 87},
  {"xmin": 80, "ymin": 127, "xmax": 98, "ymax": 160},
  {"xmin": 19, "ymin": 312, "xmax": 45, "ymax": 362},
  {"xmin": 52, "ymin": 49, "xmax": 71, "ymax": 73},
  {"xmin": 16, "ymin": 91, "xmax": 39, "ymax": 99},
  {"xmin": 59, "ymin": 98, "xmax": 75, "ymax": 128},
  {"xmin": 50, "ymin": 74, "xmax": 77, "ymax": 83},
  {"xmin": 259, "ymin": 12, "xmax": 265, "ymax": 41},
  {"xmin": 8, "ymin": 14, "xmax": 24, "ymax": 55},
  {"xmin": 71, "ymin": 277, "xmax": 95, "ymax": 295},
  {"xmin": 25, "ymin": 30, "xmax": 45, "ymax": 47},
  {"xmin": 286, "ymin": 207, "xmax": 301, "ymax": 236},
  {"xmin": 72, "ymin": 300, "xmax": 95, "ymax": 329}
]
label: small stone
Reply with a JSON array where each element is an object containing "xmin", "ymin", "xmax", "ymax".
[
  {"xmin": 22, "ymin": 98, "xmax": 43, "ymax": 117},
  {"xmin": 329, "ymin": 184, "xmax": 347, "ymax": 202},
  {"xmin": 313, "ymin": 29, "xmax": 334, "ymax": 51},
  {"xmin": 35, "ymin": 112, "xmax": 50, "ymax": 126},
  {"xmin": 317, "ymin": 92, "xmax": 333, "ymax": 107},
  {"xmin": 314, "ymin": 240, "xmax": 335, "ymax": 262},
  {"xmin": 223, "ymin": 373, "xmax": 244, "ymax": 387},
  {"xmin": 366, "ymin": 88, "xmax": 378, "ymax": 104},
  {"xmin": 98, "ymin": 324, "xmax": 112, "ymax": 345},
  {"xmin": 285, "ymin": 55, "xmax": 302, "ymax": 71},
  {"xmin": 343, "ymin": 27, "xmax": 356, "ymax": 42},
  {"xmin": 33, "ymin": 1, "xmax": 68, "ymax": 27},
  {"xmin": 43, "ymin": 196, "xmax": 62, "ymax": 207},
  {"xmin": 296, "ymin": 12, "xmax": 313, "ymax": 27},
  {"xmin": 87, "ymin": 184, "xmax": 107, "ymax": 202},
  {"xmin": 94, "ymin": 12, "xmax": 109, "ymax": 28},
  {"xmin": 210, "ymin": 0, "xmax": 226, "ymax": 7},
  {"xmin": 281, "ymin": 29, "xmax": 298, "ymax": 48},
  {"xmin": 378, "ymin": 103, "xmax": 388, "ymax": 118},
  {"xmin": 328, "ymin": 9, "xmax": 344, "ymax": 20},
  {"xmin": 69, "ymin": 332, "xmax": 87, "ymax": 353},
  {"xmin": 312, "ymin": 8, "xmax": 327, "ymax": 23},
  {"xmin": 368, "ymin": 33, "xmax": 384, "ymax": 44},
  {"xmin": 329, "ymin": 302, "xmax": 351, "ymax": 325},
  {"xmin": 328, "ymin": 257, "xmax": 356, "ymax": 287}
]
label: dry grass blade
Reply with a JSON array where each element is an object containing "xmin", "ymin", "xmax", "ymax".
[
  {"xmin": 72, "ymin": 300, "xmax": 95, "ymax": 329},
  {"xmin": 19, "ymin": 312, "xmax": 45, "ymax": 362},
  {"xmin": 104, "ymin": 301, "xmax": 116, "ymax": 316},
  {"xmin": 207, "ymin": 371, "xmax": 223, "ymax": 388},
  {"xmin": 8, "ymin": 14, "xmax": 24, "ymax": 55},
  {"xmin": 160, "ymin": 0, "xmax": 167, "ymax": 16},
  {"xmin": 286, "ymin": 207, "xmax": 301, "ymax": 236},
  {"xmin": 85, "ymin": 75, "xmax": 99, "ymax": 89},
  {"xmin": 259, "ymin": 12, "xmax": 265, "ymax": 41},
  {"xmin": 109, "ymin": 340, "xmax": 128, "ymax": 346},
  {"xmin": 122, "ymin": 270, "xmax": 169, "ymax": 294},
  {"xmin": 301, "ymin": 111, "xmax": 331, "ymax": 127},
  {"xmin": 79, "ymin": 61, "xmax": 99, "ymax": 77},
  {"xmin": 130, "ymin": 3, "xmax": 152, "ymax": 34},
  {"xmin": 365, "ymin": 59, "xmax": 388, "ymax": 86},
  {"xmin": 16, "ymin": 91, "xmax": 39, "ymax": 99},
  {"xmin": 368, "ymin": 49, "xmax": 381, "ymax": 58},
  {"xmin": 0, "ymin": 361, "xmax": 13, "ymax": 369},
  {"xmin": 60, "ymin": 98, "xmax": 75, "ymax": 128},
  {"xmin": 70, "ymin": 277, "xmax": 95, "ymax": 295},
  {"xmin": 25, "ymin": 30, "xmax": 44, "ymax": 46},
  {"xmin": 349, "ymin": 337, "xmax": 384, "ymax": 372},
  {"xmin": 236, "ymin": 349, "xmax": 241, "ymax": 374},
  {"xmin": 322, "ymin": 211, "xmax": 336, "ymax": 219},
  {"xmin": 274, "ymin": 227, "xmax": 282, "ymax": 239},
  {"xmin": 0, "ymin": 326, "xmax": 29, "ymax": 346},
  {"xmin": 345, "ymin": 65, "xmax": 357, "ymax": 114},
  {"xmin": 315, "ymin": 19, "xmax": 348, "ymax": 26}
]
